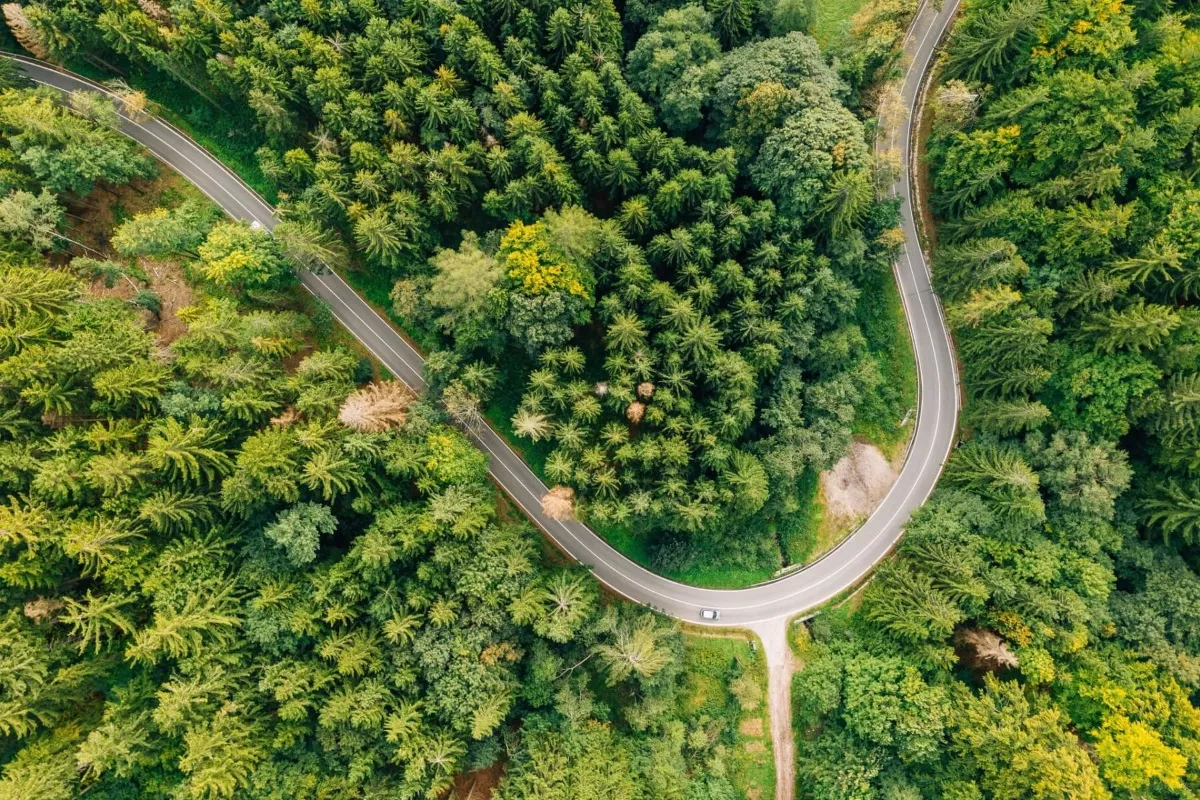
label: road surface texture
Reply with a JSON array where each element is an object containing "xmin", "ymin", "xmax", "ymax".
[{"xmin": 8, "ymin": 2, "xmax": 960, "ymax": 788}]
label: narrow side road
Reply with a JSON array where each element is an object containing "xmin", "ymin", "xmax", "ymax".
[{"xmin": 751, "ymin": 620, "xmax": 796, "ymax": 800}]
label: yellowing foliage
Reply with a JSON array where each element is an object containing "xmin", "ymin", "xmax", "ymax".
[
  {"xmin": 499, "ymin": 221, "xmax": 588, "ymax": 298},
  {"xmin": 1032, "ymin": 0, "xmax": 1135, "ymax": 65},
  {"xmin": 1095, "ymin": 715, "xmax": 1187, "ymax": 792}
]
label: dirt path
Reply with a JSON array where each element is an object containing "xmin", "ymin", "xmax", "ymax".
[{"xmin": 748, "ymin": 620, "xmax": 795, "ymax": 800}]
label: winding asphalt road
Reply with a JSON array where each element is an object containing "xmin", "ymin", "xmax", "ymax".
[{"xmin": 6, "ymin": 2, "xmax": 958, "ymax": 628}]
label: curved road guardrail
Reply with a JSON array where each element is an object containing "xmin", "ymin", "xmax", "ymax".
[{"xmin": 5, "ymin": 0, "xmax": 959, "ymax": 627}]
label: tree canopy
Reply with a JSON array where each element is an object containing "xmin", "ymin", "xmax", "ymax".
[
  {"xmin": 792, "ymin": 1, "xmax": 1200, "ymax": 798},
  {"xmin": 4, "ymin": 0, "xmax": 907, "ymax": 570},
  {"xmin": 0, "ymin": 77, "xmax": 767, "ymax": 800}
]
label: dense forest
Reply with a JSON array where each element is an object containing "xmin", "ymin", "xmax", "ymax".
[
  {"xmin": 792, "ymin": 0, "xmax": 1200, "ymax": 797},
  {"xmin": 0, "ymin": 0, "xmax": 914, "ymax": 575},
  {"xmin": 12, "ymin": 0, "xmax": 1200, "ymax": 794},
  {"xmin": 0, "ymin": 75, "xmax": 769, "ymax": 799}
]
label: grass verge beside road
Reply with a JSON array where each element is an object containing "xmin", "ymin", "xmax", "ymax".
[
  {"xmin": 810, "ymin": 0, "xmax": 873, "ymax": 49},
  {"xmin": 854, "ymin": 264, "xmax": 918, "ymax": 459},
  {"xmin": 681, "ymin": 632, "xmax": 776, "ymax": 800}
]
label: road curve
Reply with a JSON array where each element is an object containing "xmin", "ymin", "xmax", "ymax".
[{"xmin": 6, "ymin": 4, "xmax": 958, "ymax": 627}]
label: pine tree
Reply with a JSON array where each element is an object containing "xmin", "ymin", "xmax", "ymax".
[
  {"xmin": 513, "ymin": 407, "xmax": 554, "ymax": 441},
  {"xmin": 864, "ymin": 559, "xmax": 964, "ymax": 645},
  {"xmin": 84, "ymin": 449, "xmax": 149, "ymax": 497},
  {"xmin": 935, "ymin": 238, "xmax": 1029, "ymax": 300},
  {"xmin": 537, "ymin": 572, "xmax": 595, "ymax": 643},
  {"xmin": 352, "ymin": 207, "xmax": 407, "ymax": 267},
  {"xmin": 949, "ymin": 286, "xmax": 1023, "ymax": 327},
  {"xmin": 383, "ymin": 612, "xmax": 422, "ymax": 646},
  {"xmin": 902, "ymin": 539, "xmax": 988, "ymax": 607},
  {"xmin": 470, "ymin": 689, "xmax": 513, "ymax": 740},
  {"xmin": 145, "ymin": 417, "xmax": 233, "ymax": 484},
  {"xmin": 946, "ymin": 441, "xmax": 1045, "ymax": 520},
  {"xmin": 60, "ymin": 590, "xmax": 136, "ymax": 653},
  {"xmin": 126, "ymin": 583, "xmax": 241, "ymax": 664},
  {"xmin": 62, "ymin": 517, "xmax": 143, "ymax": 576},
  {"xmin": 0, "ymin": 266, "xmax": 78, "ymax": 323},
  {"xmin": 966, "ymin": 398, "xmax": 1051, "ymax": 434},
  {"xmin": 945, "ymin": 0, "xmax": 1046, "ymax": 83},
  {"xmin": 1141, "ymin": 479, "xmax": 1200, "ymax": 545},
  {"xmin": 92, "ymin": 360, "xmax": 171, "ymax": 413},
  {"xmin": 606, "ymin": 311, "xmax": 647, "ymax": 352},
  {"xmin": 1082, "ymin": 300, "xmax": 1180, "ymax": 353},
  {"xmin": 1110, "ymin": 240, "xmax": 1182, "ymax": 286},
  {"xmin": 137, "ymin": 490, "xmax": 213, "ymax": 534},
  {"xmin": 273, "ymin": 219, "xmax": 349, "ymax": 271},
  {"xmin": 1151, "ymin": 373, "xmax": 1200, "ymax": 446},
  {"xmin": 594, "ymin": 613, "xmax": 673, "ymax": 685},
  {"xmin": 1056, "ymin": 271, "xmax": 1131, "ymax": 314},
  {"xmin": 706, "ymin": 0, "xmax": 754, "ymax": 46},
  {"xmin": 301, "ymin": 448, "xmax": 362, "ymax": 501},
  {"xmin": 818, "ymin": 169, "xmax": 874, "ymax": 238},
  {"xmin": 178, "ymin": 711, "xmax": 265, "ymax": 800},
  {"xmin": 618, "ymin": 197, "xmax": 651, "ymax": 236}
]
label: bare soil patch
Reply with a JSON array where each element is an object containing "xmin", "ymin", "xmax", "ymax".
[
  {"xmin": 65, "ymin": 171, "xmax": 200, "ymax": 345},
  {"xmin": 85, "ymin": 257, "xmax": 194, "ymax": 345},
  {"xmin": 744, "ymin": 739, "xmax": 768, "ymax": 755},
  {"xmin": 140, "ymin": 259, "xmax": 194, "ymax": 344},
  {"xmin": 66, "ymin": 173, "xmax": 187, "ymax": 253},
  {"xmin": 740, "ymin": 718, "xmax": 764, "ymax": 737},
  {"xmin": 819, "ymin": 441, "xmax": 899, "ymax": 522},
  {"xmin": 451, "ymin": 762, "xmax": 504, "ymax": 800}
]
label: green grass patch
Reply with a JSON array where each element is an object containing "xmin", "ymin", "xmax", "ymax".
[
  {"xmin": 588, "ymin": 519, "xmax": 651, "ymax": 565},
  {"xmin": 681, "ymin": 634, "xmax": 775, "ymax": 800},
  {"xmin": 588, "ymin": 514, "xmax": 781, "ymax": 588},
  {"xmin": 589, "ymin": 518, "xmax": 779, "ymax": 589},
  {"xmin": 810, "ymin": 0, "xmax": 872, "ymax": 49},
  {"xmin": 666, "ymin": 558, "xmax": 779, "ymax": 590},
  {"xmin": 779, "ymin": 469, "xmax": 823, "ymax": 565},
  {"xmin": 853, "ymin": 266, "xmax": 918, "ymax": 460}
]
